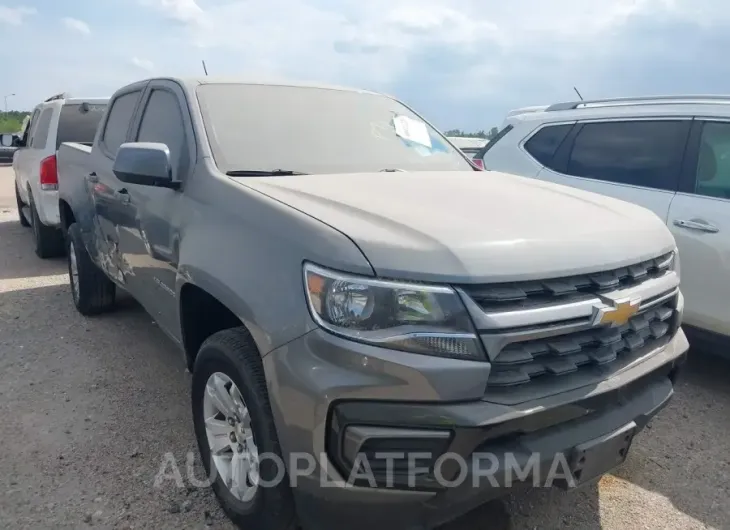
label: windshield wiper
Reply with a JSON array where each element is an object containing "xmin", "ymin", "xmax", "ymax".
[{"xmin": 226, "ymin": 169, "xmax": 309, "ymax": 176}]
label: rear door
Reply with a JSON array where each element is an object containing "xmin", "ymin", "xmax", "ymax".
[
  {"xmin": 534, "ymin": 119, "xmax": 691, "ymax": 222},
  {"xmin": 89, "ymin": 87, "xmax": 145, "ymax": 283},
  {"xmin": 668, "ymin": 119, "xmax": 730, "ymax": 337}
]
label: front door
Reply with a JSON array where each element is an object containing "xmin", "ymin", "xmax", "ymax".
[
  {"xmin": 113, "ymin": 81, "xmax": 191, "ymax": 341},
  {"xmin": 669, "ymin": 119, "xmax": 730, "ymax": 337}
]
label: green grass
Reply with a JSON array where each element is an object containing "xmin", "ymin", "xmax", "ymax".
[{"xmin": 0, "ymin": 111, "xmax": 29, "ymax": 133}]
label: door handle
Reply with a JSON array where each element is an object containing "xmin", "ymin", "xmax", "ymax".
[
  {"xmin": 673, "ymin": 218, "xmax": 720, "ymax": 233},
  {"xmin": 86, "ymin": 172, "xmax": 99, "ymax": 183}
]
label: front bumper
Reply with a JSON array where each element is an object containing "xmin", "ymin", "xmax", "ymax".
[{"xmin": 263, "ymin": 327, "xmax": 688, "ymax": 530}]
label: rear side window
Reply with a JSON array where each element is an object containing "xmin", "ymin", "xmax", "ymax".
[
  {"xmin": 524, "ymin": 124, "xmax": 572, "ymax": 166},
  {"xmin": 566, "ymin": 120, "xmax": 689, "ymax": 191},
  {"xmin": 693, "ymin": 122, "xmax": 730, "ymax": 199},
  {"xmin": 56, "ymin": 103, "xmax": 107, "ymax": 149},
  {"xmin": 30, "ymin": 108, "xmax": 53, "ymax": 149},
  {"xmin": 102, "ymin": 91, "xmax": 142, "ymax": 155}
]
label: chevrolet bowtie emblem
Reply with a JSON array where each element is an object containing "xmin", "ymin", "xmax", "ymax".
[{"xmin": 594, "ymin": 298, "xmax": 641, "ymax": 327}]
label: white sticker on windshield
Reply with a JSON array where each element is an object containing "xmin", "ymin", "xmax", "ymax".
[{"xmin": 393, "ymin": 115, "xmax": 432, "ymax": 148}]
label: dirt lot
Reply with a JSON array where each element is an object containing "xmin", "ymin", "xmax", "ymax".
[{"xmin": 0, "ymin": 164, "xmax": 728, "ymax": 529}]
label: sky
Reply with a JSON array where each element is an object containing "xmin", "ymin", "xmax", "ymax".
[{"xmin": 1, "ymin": 0, "xmax": 730, "ymax": 131}]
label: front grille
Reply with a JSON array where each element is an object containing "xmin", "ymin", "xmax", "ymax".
[
  {"xmin": 463, "ymin": 252, "xmax": 674, "ymax": 313},
  {"xmin": 487, "ymin": 300, "xmax": 676, "ymax": 388}
]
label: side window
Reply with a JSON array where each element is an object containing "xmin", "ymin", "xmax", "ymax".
[
  {"xmin": 693, "ymin": 122, "xmax": 730, "ymax": 200},
  {"xmin": 566, "ymin": 120, "xmax": 689, "ymax": 191},
  {"xmin": 30, "ymin": 108, "xmax": 54, "ymax": 149},
  {"xmin": 24, "ymin": 109, "xmax": 40, "ymax": 143},
  {"xmin": 102, "ymin": 91, "xmax": 142, "ymax": 156},
  {"xmin": 524, "ymin": 124, "xmax": 572, "ymax": 167},
  {"xmin": 135, "ymin": 89, "xmax": 187, "ymax": 179}
]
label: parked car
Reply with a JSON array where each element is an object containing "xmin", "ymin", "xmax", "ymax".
[
  {"xmin": 13, "ymin": 93, "xmax": 108, "ymax": 257},
  {"xmin": 0, "ymin": 133, "xmax": 19, "ymax": 162},
  {"xmin": 477, "ymin": 94, "xmax": 730, "ymax": 353},
  {"xmin": 57, "ymin": 78, "xmax": 687, "ymax": 530},
  {"xmin": 446, "ymin": 136, "xmax": 487, "ymax": 157}
]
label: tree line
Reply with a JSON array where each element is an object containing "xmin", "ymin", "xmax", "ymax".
[
  {"xmin": 444, "ymin": 127, "xmax": 500, "ymax": 140},
  {"xmin": 0, "ymin": 111, "xmax": 29, "ymax": 133}
]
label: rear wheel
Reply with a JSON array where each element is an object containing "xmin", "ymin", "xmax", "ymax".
[
  {"xmin": 192, "ymin": 328, "xmax": 297, "ymax": 530},
  {"xmin": 66, "ymin": 223, "xmax": 116, "ymax": 315},
  {"xmin": 15, "ymin": 184, "xmax": 30, "ymax": 227},
  {"xmin": 30, "ymin": 194, "xmax": 64, "ymax": 258}
]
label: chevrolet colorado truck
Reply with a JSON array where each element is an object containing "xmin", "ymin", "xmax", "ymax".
[{"xmin": 57, "ymin": 77, "xmax": 688, "ymax": 530}]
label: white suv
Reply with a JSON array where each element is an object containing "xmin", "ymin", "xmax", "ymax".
[
  {"xmin": 478, "ymin": 94, "xmax": 730, "ymax": 350},
  {"xmin": 13, "ymin": 93, "xmax": 108, "ymax": 258}
]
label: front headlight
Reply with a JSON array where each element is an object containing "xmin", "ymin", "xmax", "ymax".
[{"xmin": 303, "ymin": 262, "xmax": 484, "ymax": 359}]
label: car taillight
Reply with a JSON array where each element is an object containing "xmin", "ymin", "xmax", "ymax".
[
  {"xmin": 40, "ymin": 155, "xmax": 58, "ymax": 190},
  {"xmin": 472, "ymin": 158, "xmax": 484, "ymax": 170}
]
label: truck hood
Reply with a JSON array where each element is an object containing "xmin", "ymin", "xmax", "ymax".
[{"xmin": 238, "ymin": 171, "xmax": 676, "ymax": 283}]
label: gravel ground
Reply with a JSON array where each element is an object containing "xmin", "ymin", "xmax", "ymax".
[{"xmin": 0, "ymin": 164, "xmax": 728, "ymax": 529}]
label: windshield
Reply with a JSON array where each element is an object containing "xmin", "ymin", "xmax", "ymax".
[
  {"xmin": 56, "ymin": 103, "xmax": 107, "ymax": 149},
  {"xmin": 196, "ymin": 84, "xmax": 473, "ymax": 175}
]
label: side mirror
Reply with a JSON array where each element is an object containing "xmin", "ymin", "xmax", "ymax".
[
  {"xmin": 113, "ymin": 142, "xmax": 180, "ymax": 189},
  {"xmin": 0, "ymin": 133, "xmax": 14, "ymax": 147}
]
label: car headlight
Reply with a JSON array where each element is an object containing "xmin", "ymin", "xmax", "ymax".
[{"xmin": 303, "ymin": 263, "xmax": 484, "ymax": 359}]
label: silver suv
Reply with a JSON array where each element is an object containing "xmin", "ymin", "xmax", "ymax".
[{"xmin": 477, "ymin": 94, "xmax": 730, "ymax": 353}]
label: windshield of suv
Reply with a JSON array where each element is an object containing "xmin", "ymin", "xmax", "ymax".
[
  {"xmin": 196, "ymin": 83, "xmax": 474, "ymax": 175},
  {"xmin": 56, "ymin": 102, "xmax": 107, "ymax": 149}
]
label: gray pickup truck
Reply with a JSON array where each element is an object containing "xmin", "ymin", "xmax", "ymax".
[{"xmin": 57, "ymin": 77, "xmax": 688, "ymax": 530}]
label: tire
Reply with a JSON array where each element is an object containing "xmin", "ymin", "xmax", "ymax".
[
  {"xmin": 66, "ymin": 223, "xmax": 116, "ymax": 315},
  {"xmin": 15, "ymin": 184, "xmax": 30, "ymax": 227},
  {"xmin": 30, "ymin": 194, "xmax": 64, "ymax": 259},
  {"xmin": 192, "ymin": 328, "xmax": 297, "ymax": 530}
]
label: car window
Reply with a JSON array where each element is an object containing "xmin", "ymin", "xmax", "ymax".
[
  {"xmin": 135, "ymin": 89, "xmax": 187, "ymax": 179},
  {"xmin": 24, "ymin": 109, "xmax": 40, "ymax": 143},
  {"xmin": 30, "ymin": 108, "xmax": 54, "ymax": 149},
  {"xmin": 524, "ymin": 124, "xmax": 572, "ymax": 166},
  {"xmin": 102, "ymin": 91, "xmax": 142, "ymax": 156},
  {"xmin": 693, "ymin": 122, "xmax": 730, "ymax": 200},
  {"xmin": 566, "ymin": 120, "xmax": 688, "ymax": 191},
  {"xmin": 56, "ymin": 103, "xmax": 107, "ymax": 149}
]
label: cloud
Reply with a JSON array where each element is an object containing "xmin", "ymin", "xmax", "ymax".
[
  {"xmin": 130, "ymin": 57, "xmax": 155, "ymax": 72},
  {"xmin": 0, "ymin": 6, "xmax": 37, "ymax": 25},
  {"xmin": 138, "ymin": 0, "xmax": 207, "ymax": 25},
  {"xmin": 2, "ymin": 0, "xmax": 730, "ymax": 131},
  {"xmin": 62, "ymin": 17, "xmax": 91, "ymax": 35}
]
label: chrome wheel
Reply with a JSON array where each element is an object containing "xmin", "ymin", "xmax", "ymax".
[
  {"xmin": 203, "ymin": 372, "xmax": 259, "ymax": 502},
  {"xmin": 69, "ymin": 241, "xmax": 80, "ymax": 303}
]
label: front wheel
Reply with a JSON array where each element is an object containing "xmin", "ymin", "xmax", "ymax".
[
  {"xmin": 66, "ymin": 223, "xmax": 116, "ymax": 315},
  {"xmin": 192, "ymin": 328, "xmax": 297, "ymax": 530}
]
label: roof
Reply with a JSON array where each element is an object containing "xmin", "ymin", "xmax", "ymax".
[
  {"xmin": 133, "ymin": 76, "xmax": 386, "ymax": 97},
  {"xmin": 504, "ymin": 94, "xmax": 730, "ymax": 124}
]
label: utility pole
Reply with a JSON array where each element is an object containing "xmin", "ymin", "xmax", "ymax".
[{"xmin": 3, "ymin": 93, "xmax": 15, "ymax": 112}]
